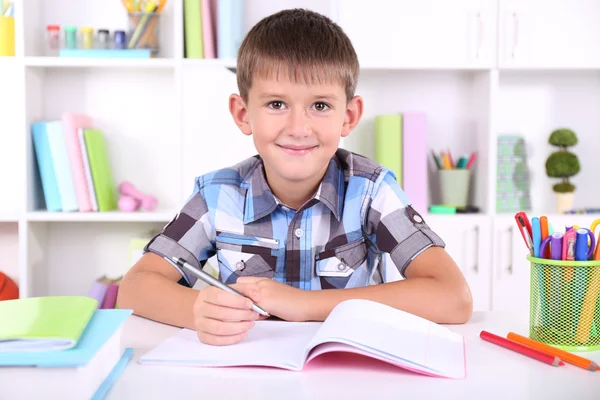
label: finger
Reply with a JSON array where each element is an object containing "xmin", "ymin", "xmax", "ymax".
[
  {"xmin": 203, "ymin": 285, "xmax": 258, "ymax": 309},
  {"xmin": 200, "ymin": 317, "xmax": 255, "ymax": 336},
  {"xmin": 197, "ymin": 330, "xmax": 247, "ymax": 346},
  {"xmin": 202, "ymin": 302, "xmax": 260, "ymax": 322},
  {"xmin": 236, "ymin": 276, "xmax": 263, "ymax": 284}
]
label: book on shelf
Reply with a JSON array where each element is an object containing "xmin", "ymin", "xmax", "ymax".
[
  {"xmin": 183, "ymin": 0, "xmax": 241, "ymax": 60},
  {"xmin": 139, "ymin": 299, "xmax": 466, "ymax": 379},
  {"xmin": 0, "ymin": 296, "xmax": 133, "ymax": 399},
  {"xmin": 374, "ymin": 112, "xmax": 429, "ymax": 214},
  {"xmin": 30, "ymin": 116, "xmax": 118, "ymax": 213}
]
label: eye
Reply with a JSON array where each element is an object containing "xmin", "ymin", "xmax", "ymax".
[
  {"xmin": 268, "ymin": 101, "xmax": 286, "ymax": 110},
  {"xmin": 312, "ymin": 102, "xmax": 330, "ymax": 112}
]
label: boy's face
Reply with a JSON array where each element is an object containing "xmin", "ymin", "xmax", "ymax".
[{"xmin": 229, "ymin": 74, "xmax": 363, "ymax": 189}]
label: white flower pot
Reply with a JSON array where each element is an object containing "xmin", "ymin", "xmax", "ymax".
[{"xmin": 556, "ymin": 192, "xmax": 574, "ymax": 214}]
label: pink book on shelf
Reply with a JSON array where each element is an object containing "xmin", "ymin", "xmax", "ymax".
[
  {"xmin": 100, "ymin": 282, "xmax": 119, "ymax": 309},
  {"xmin": 402, "ymin": 112, "xmax": 428, "ymax": 213},
  {"xmin": 201, "ymin": 0, "xmax": 216, "ymax": 58},
  {"xmin": 61, "ymin": 112, "xmax": 94, "ymax": 212}
]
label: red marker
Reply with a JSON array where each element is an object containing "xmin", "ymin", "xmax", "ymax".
[
  {"xmin": 480, "ymin": 330, "xmax": 565, "ymax": 367},
  {"xmin": 466, "ymin": 152, "xmax": 477, "ymax": 169}
]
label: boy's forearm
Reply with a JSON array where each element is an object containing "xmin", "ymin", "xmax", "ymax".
[
  {"xmin": 302, "ymin": 278, "xmax": 473, "ymax": 324},
  {"xmin": 117, "ymin": 271, "xmax": 198, "ymax": 330}
]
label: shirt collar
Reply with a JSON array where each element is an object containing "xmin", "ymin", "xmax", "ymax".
[{"xmin": 241, "ymin": 154, "xmax": 345, "ymax": 224}]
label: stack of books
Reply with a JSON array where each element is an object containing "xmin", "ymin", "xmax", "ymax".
[
  {"xmin": 0, "ymin": 296, "xmax": 132, "ymax": 399},
  {"xmin": 31, "ymin": 113, "xmax": 118, "ymax": 213}
]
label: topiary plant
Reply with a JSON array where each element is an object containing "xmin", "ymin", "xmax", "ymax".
[{"xmin": 545, "ymin": 128, "xmax": 580, "ymax": 193}]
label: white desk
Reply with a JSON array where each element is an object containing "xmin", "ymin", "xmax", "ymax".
[{"xmin": 108, "ymin": 312, "xmax": 600, "ymax": 400}]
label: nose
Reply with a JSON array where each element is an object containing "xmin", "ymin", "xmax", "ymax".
[{"xmin": 286, "ymin": 108, "xmax": 310, "ymax": 138}]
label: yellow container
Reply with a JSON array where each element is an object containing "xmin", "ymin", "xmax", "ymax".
[
  {"xmin": 81, "ymin": 27, "xmax": 94, "ymax": 49},
  {"xmin": 0, "ymin": 16, "xmax": 15, "ymax": 56}
]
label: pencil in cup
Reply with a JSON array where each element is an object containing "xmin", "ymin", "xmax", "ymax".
[
  {"xmin": 507, "ymin": 332, "xmax": 599, "ymax": 371},
  {"xmin": 480, "ymin": 330, "xmax": 564, "ymax": 367},
  {"xmin": 171, "ymin": 256, "xmax": 270, "ymax": 317}
]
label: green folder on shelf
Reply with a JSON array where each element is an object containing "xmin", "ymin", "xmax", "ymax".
[
  {"xmin": 374, "ymin": 114, "xmax": 403, "ymax": 185},
  {"xmin": 0, "ymin": 296, "xmax": 98, "ymax": 352},
  {"xmin": 83, "ymin": 128, "xmax": 118, "ymax": 212}
]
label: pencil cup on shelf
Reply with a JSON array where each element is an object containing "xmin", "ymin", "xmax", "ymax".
[
  {"xmin": 127, "ymin": 12, "xmax": 160, "ymax": 53},
  {"xmin": 527, "ymin": 255, "xmax": 600, "ymax": 352},
  {"xmin": 0, "ymin": 16, "xmax": 15, "ymax": 56},
  {"xmin": 439, "ymin": 169, "xmax": 471, "ymax": 208}
]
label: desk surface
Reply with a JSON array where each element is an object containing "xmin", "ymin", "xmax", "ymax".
[{"xmin": 109, "ymin": 312, "xmax": 600, "ymax": 400}]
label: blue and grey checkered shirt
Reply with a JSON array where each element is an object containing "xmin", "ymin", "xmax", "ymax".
[{"xmin": 144, "ymin": 148, "xmax": 445, "ymax": 290}]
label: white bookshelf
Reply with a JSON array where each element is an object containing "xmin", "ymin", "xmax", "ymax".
[{"xmin": 1, "ymin": 0, "xmax": 599, "ymax": 314}]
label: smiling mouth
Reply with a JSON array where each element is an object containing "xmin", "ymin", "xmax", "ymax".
[{"xmin": 277, "ymin": 145, "xmax": 318, "ymax": 156}]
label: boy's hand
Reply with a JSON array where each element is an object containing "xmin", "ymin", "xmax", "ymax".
[
  {"xmin": 192, "ymin": 283, "xmax": 261, "ymax": 346},
  {"xmin": 235, "ymin": 277, "xmax": 308, "ymax": 322}
]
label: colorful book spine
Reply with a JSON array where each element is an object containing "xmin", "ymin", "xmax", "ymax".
[
  {"xmin": 201, "ymin": 0, "xmax": 216, "ymax": 58},
  {"xmin": 217, "ymin": 0, "xmax": 244, "ymax": 59},
  {"xmin": 374, "ymin": 114, "xmax": 403, "ymax": 186},
  {"xmin": 78, "ymin": 128, "xmax": 98, "ymax": 211},
  {"xmin": 61, "ymin": 113, "xmax": 93, "ymax": 212},
  {"xmin": 184, "ymin": 0, "xmax": 204, "ymax": 58},
  {"xmin": 31, "ymin": 122, "xmax": 62, "ymax": 212},
  {"xmin": 402, "ymin": 113, "xmax": 428, "ymax": 212},
  {"xmin": 45, "ymin": 121, "xmax": 78, "ymax": 212}
]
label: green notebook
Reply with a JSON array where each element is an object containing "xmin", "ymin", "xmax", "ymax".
[
  {"xmin": 84, "ymin": 129, "xmax": 118, "ymax": 212},
  {"xmin": 184, "ymin": 0, "xmax": 204, "ymax": 58},
  {"xmin": 0, "ymin": 296, "xmax": 97, "ymax": 352}
]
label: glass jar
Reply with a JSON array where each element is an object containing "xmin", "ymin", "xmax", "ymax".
[
  {"xmin": 80, "ymin": 27, "xmax": 94, "ymax": 49},
  {"xmin": 97, "ymin": 29, "xmax": 110, "ymax": 49},
  {"xmin": 45, "ymin": 24, "xmax": 60, "ymax": 56},
  {"xmin": 64, "ymin": 26, "xmax": 77, "ymax": 49}
]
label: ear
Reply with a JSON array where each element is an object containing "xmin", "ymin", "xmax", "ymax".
[
  {"xmin": 341, "ymin": 95, "xmax": 364, "ymax": 138},
  {"xmin": 229, "ymin": 94, "xmax": 252, "ymax": 136}
]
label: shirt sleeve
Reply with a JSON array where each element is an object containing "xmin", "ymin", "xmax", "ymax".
[
  {"xmin": 364, "ymin": 170, "xmax": 445, "ymax": 281},
  {"xmin": 143, "ymin": 180, "xmax": 215, "ymax": 287}
]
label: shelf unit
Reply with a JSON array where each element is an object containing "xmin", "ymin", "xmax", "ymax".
[{"xmin": 1, "ymin": 0, "xmax": 599, "ymax": 314}]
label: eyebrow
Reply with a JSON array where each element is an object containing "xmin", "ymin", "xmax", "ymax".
[{"xmin": 257, "ymin": 93, "xmax": 340, "ymax": 101}]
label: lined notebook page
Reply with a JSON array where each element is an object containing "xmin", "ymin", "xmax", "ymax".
[
  {"xmin": 139, "ymin": 321, "xmax": 322, "ymax": 370},
  {"xmin": 307, "ymin": 299, "xmax": 466, "ymax": 378}
]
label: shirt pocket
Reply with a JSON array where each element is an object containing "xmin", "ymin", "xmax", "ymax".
[
  {"xmin": 215, "ymin": 231, "xmax": 278, "ymax": 283},
  {"xmin": 315, "ymin": 238, "xmax": 368, "ymax": 288}
]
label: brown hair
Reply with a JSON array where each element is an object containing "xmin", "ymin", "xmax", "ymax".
[{"xmin": 236, "ymin": 8, "xmax": 359, "ymax": 103}]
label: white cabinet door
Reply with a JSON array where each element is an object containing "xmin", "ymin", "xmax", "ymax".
[
  {"xmin": 491, "ymin": 216, "xmax": 531, "ymax": 312},
  {"xmin": 336, "ymin": 0, "xmax": 497, "ymax": 68},
  {"xmin": 499, "ymin": 0, "xmax": 600, "ymax": 68},
  {"xmin": 426, "ymin": 215, "xmax": 492, "ymax": 311}
]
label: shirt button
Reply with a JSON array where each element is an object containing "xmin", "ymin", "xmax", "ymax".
[
  {"xmin": 294, "ymin": 228, "xmax": 304, "ymax": 238},
  {"xmin": 235, "ymin": 261, "xmax": 245, "ymax": 270},
  {"xmin": 337, "ymin": 262, "xmax": 346, "ymax": 271}
]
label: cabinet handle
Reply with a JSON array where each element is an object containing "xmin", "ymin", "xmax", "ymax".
[
  {"xmin": 511, "ymin": 12, "xmax": 519, "ymax": 59},
  {"xmin": 506, "ymin": 226, "xmax": 513, "ymax": 275},
  {"xmin": 472, "ymin": 225, "xmax": 479, "ymax": 273},
  {"xmin": 476, "ymin": 12, "xmax": 484, "ymax": 59}
]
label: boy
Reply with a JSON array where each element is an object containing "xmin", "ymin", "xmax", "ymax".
[{"xmin": 117, "ymin": 8, "xmax": 472, "ymax": 346}]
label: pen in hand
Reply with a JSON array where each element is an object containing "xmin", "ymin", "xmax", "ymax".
[{"xmin": 171, "ymin": 257, "xmax": 270, "ymax": 317}]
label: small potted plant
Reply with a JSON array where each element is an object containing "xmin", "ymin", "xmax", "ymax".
[{"xmin": 545, "ymin": 128, "xmax": 580, "ymax": 213}]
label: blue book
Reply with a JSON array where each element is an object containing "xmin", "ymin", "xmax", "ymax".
[
  {"xmin": 46, "ymin": 120, "xmax": 78, "ymax": 212},
  {"xmin": 31, "ymin": 121, "xmax": 62, "ymax": 211},
  {"xmin": 217, "ymin": 0, "xmax": 244, "ymax": 59},
  {"xmin": 2, "ymin": 309, "xmax": 133, "ymax": 399}
]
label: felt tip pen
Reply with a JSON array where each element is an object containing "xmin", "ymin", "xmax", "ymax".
[{"xmin": 171, "ymin": 257, "xmax": 270, "ymax": 317}]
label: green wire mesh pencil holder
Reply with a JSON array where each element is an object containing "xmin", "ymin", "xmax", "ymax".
[{"xmin": 527, "ymin": 255, "xmax": 600, "ymax": 352}]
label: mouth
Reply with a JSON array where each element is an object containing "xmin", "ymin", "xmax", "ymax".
[{"xmin": 277, "ymin": 144, "xmax": 318, "ymax": 156}]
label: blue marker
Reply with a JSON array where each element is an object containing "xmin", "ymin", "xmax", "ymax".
[
  {"xmin": 575, "ymin": 229, "xmax": 590, "ymax": 261},
  {"xmin": 531, "ymin": 217, "xmax": 542, "ymax": 258}
]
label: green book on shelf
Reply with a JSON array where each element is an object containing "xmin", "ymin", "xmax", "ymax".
[
  {"xmin": 83, "ymin": 128, "xmax": 118, "ymax": 212},
  {"xmin": 374, "ymin": 114, "xmax": 403, "ymax": 186},
  {"xmin": 184, "ymin": 0, "xmax": 204, "ymax": 58},
  {"xmin": 0, "ymin": 296, "xmax": 98, "ymax": 352}
]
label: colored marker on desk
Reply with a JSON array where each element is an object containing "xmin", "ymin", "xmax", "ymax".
[{"xmin": 531, "ymin": 217, "xmax": 542, "ymax": 257}]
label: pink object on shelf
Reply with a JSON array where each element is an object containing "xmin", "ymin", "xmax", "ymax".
[
  {"xmin": 118, "ymin": 181, "xmax": 158, "ymax": 211},
  {"xmin": 119, "ymin": 196, "xmax": 140, "ymax": 212},
  {"xmin": 61, "ymin": 112, "xmax": 94, "ymax": 212}
]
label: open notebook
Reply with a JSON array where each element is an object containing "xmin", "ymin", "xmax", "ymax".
[{"xmin": 139, "ymin": 299, "xmax": 466, "ymax": 378}]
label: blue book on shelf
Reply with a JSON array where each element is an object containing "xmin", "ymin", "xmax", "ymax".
[
  {"xmin": 59, "ymin": 49, "xmax": 153, "ymax": 58},
  {"xmin": 31, "ymin": 121, "xmax": 62, "ymax": 212},
  {"xmin": 217, "ymin": 0, "xmax": 244, "ymax": 59},
  {"xmin": 46, "ymin": 120, "xmax": 78, "ymax": 212}
]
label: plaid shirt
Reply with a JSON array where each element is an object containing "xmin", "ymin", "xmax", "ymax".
[{"xmin": 144, "ymin": 149, "xmax": 445, "ymax": 290}]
